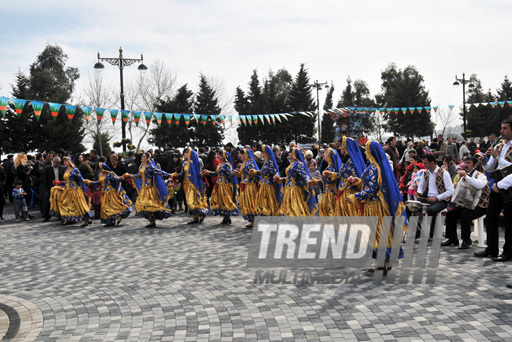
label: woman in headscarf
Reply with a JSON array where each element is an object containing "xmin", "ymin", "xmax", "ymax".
[
  {"xmin": 273, "ymin": 147, "xmax": 318, "ymax": 216},
  {"xmin": 50, "ymin": 156, "xmax": 92, "ymax": 226},
  {"xmin": 233, "ymin": 148, "xmax": 260, "ymax": 227},
  {"xmin": 255, "ymin": 145, "xmax": 282, "ymax": 216},
  {"xmin": 324, "ymin": 137, "xmax": 365, "ymax": 216},
  {"xmin": 125, "ymin": 152, "xmax": 173, "ymax": 227},
  {"xmin": 85, "ymin": 163, "xmax": 132, "ymax": 226},
  {"xmin": 308, "ymin": 147, "xmax": 342, "ymax": 216},
  {"xmin": 346, "ymin": 140, "xmax": 408, "ymax": 272},
  {"xmin": 172, "ymin": 149, "xmax": 209, "ymax": 224},
  {"xmin": 201, "ymin": 150, "xmax": 239, "ymax": 224}
]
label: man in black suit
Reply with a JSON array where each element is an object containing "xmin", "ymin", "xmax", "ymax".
[{"xmin": 42, "ymin": 156, "xmax": 66, "ymax": 221}]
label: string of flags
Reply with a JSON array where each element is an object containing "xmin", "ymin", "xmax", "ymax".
[{"xmin": 2, "ymin": 96, "xmax": 512, "ymax": 127}]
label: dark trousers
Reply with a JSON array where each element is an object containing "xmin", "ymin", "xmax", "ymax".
[
  {"xmin": 445, "ymin": 205, "xmax": 487, "ymax": 242},
  {"xmin": 485, "ymin": 191, "xmax": 512, "ymax": 256},
  {"xmin": 418, "ymin": 199, "xmax": 448, "ymax": 238}
]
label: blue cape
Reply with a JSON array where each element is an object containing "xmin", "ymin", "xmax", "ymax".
[
  {"xmin": 263, "ymin": 144, "xmax": 283, "ymax": 205},
  {"xmin": 293, "ymin": 147, "xmax": 318, "ymax": 214},
  {"xmin": 242, "ymin": 148, "xmax": 261, "ymax": 182},
  {"xmin": 344, "ymin": 137, "xmax": 365, "ymax": 177},
  {"xmin": 187, "ymin": 150, "xmax": 205, "ymax": 196},
  {"xmin": 223, "ymin": 150, "xmax": 239, "ymax": 200}
]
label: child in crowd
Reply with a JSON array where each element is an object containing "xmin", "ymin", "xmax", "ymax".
[
  {"xmin": 407, "ymin": 163, "xmax": 425, "ymax": 201},
  {"xmin": 12, "ymin": 180, "xmax": 29, "ymax": 222}
]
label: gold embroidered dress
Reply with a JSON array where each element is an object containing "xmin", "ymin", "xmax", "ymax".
[
  {"xmin": 238, "ymin": 159, "xmax": 259, "ymax": 222},
  {"xmin": 256, "ymin": 159, "xmax": 280, "ymax": 216},
  {"xmin": 209, "ymin": 162, "xmax": 239, "ymax": 216},
  {"xmin": 278, "ymin": 160, "xmax": 317, "ymax": 216},
  {"xmin": 132, "ymin": 163, "xmax": 173, "ymax": 219},
  {"xmin": 50, "ymin": 168, "xmax": 92, "ymax": 223}
]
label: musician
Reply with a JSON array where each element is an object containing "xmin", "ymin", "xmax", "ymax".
[
  {"xmin": 475, "ymin": 119, "xmax": 512, "ymax": 261},
  {"xmin": 442, "ymin": 156, "xmax": 489, "ymax": 249},
  {"xmin": 417, "ymin": 153, "xmax": 454, "ymax": 240}
]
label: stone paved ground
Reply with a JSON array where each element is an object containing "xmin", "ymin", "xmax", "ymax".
[{"xmin": 1, "ymin": 205, "xmax": 512, "ymax": 341}]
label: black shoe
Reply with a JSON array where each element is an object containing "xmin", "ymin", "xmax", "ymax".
[
  {"xmin": 367, "ymin": 267, "xmax": 390, "ymax": 275},
  {"xmin": 0, "ymin": 216, "xmax": 4, "ymax": 220},
  {"xmin": 42, "ymin": 217, "xmax": 49, "ymax": 222},
  {"xmin": 441, "ymin": 239, "xmax": 459, "ymax": 247},
  {"xmin": 458, "ymin": 240, "xmax": 472, "ymax": 249},
  {"xmin": 507, "ymin": 283, "xmax": 512, "ymax": 289},
  {"xmin": 199, "ymin": 215, "xmax": 205, "ymax": 223},
  {"xmin": 493, "ymin": 254, "xmax": 512, "ymax": 262},
  {"xmin": 145, "ymin": 222, "xmax": 156, "ymax": 228},
  {"xmin": 187, "ymin": 219, "xmax": 199, "ymax": 224},
  {"xmin": 28, "ymin": 214, "xmax": 35, "ymax": 219},
  {"xmin": 474, "ymin": 250, "xmax": 497, "ymax": 258},
  {"xmin": 80, "ymin": 219, "xmax": 92, "ymax": 227}
]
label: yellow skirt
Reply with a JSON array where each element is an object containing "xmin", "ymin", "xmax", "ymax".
[
  {"xmin": 361, "ymin": 198, "xmax": 392, "ymax": 250},
  {"xmin": 210, "ymin": 183, "xmax": 239, "ymax": 216},
  {"xmin": 50, "ymin": 186, "xmax": 91, "ymax": 222},
  {"xmin": 238, "ymin": 183, "xmax": 259, "ymax": 221},
  {"xmin": 319, "ymin": 183, "xmax": 337, "ymax": 216},
  {"xmin": 184, "ymin": 180, "xmax": 209, "ymax": 216},
  {"xmin": 256, "ymin": 183, "xmax": 280, "ymax": 216},
  {"xmin": 100, "ymin": 189, "xmax": 132, "ymax": 224},
  {"xmin": 278, "ymin": 184, "xmax": 313, "ymax": 216},
  {"xmin": 336, "ymin": 187, "xmax": 360, "ymax": 216},
  {"xmin": 135, "ymin": 185, "xmax": 173, "ymax": 219}
]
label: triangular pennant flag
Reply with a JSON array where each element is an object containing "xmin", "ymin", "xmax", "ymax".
[
  {"xmin": 13, "ymin": 98, "xmax": 28, "ymax": 116},
  {"xmin": 499, "ymin": 101, "xmax": 506, "ymax": 107},
  {"xmin": 202, "ymin": 114, "xmax": 208, "ymax": 125},
  {"xmin": 48, "ymin": 102, "xmax": 62, "ymax": 121},
  {"xmin": 165, "ymin": 113, "xmax": 172, "ymax": 125},
  {"xmin": 30, "ymin": 100, "xmax": 45, "ymax": 121},
  {"xmin": 121, "ymin": 110, "xmax": 130, "ymax": 123},
  {"xmin": 210, "ymin": 114, "xmax": 217, "ymax": 125},
  {"xmin": 193, "ymin": 114, "xmax": 201, "ymax": 123},
  {"xmin": 247, "ymin": 115, "xmax": 253, "ymax": 126},
  {"xmin": 280, "ymin": 114, "xmax": 289, "ymax": 121},
  {"xmin": 183, "ymin": 114, "xmax": 191, "ymax": 126},
  {"xmin": 433, "ymin": 106, "xmax": 439, "ymax": 112},
  {"xmin": 65, "ymin": 104, "xmax": 77, "ymax": 123},
  {"xmin": 81, "ymin": 106, "xmax": 92, "ymax": 123},
  {"xmin": 448, "ymin": 105, "xmax": 455, "ymax": 110},
  {"xmin": 416, "ymin": 107, "xmax": 423, "ymax": 112},
  {"xmin": 252, "ymin": 115, "xmax": 259, "ymax": 125},
  {"xmin": 219, "ymin": 115, "xmax": 225, "ymax": 125},
  {"xmin": 144, "ymin": 112, "xmax": 153, "ymax": 126},
  {"xmin": 274, "ymin": 114, "xmax": 282, "ymax": 123},
  {"xmin": 408, "ymin": 107, "xmax": 415, "ymax": 113},
  {"xmin": 228, "ymin": 115, "xmax": 233, "ymax": 123},
  {"xmin": 491, "ymin": 102, "xmax": 497, "ymax": 108},
  {"xmin": 0, "ymin": 96, "xmax": 9, "ymax": 117},
  {"xmin": 269, "ymin": 114, "xmax": 276, "ymax": 124},
  {"xmin": 109, "ymin": 109, "xmax": 119, "ymax": 125},
  {"xmin": 173, "ymin": 113, "xmax": 181, "ymax": 125},
  {"xmin": 132, "ymin": 111, "xmax": 141, "ymax": 126},
  {"xmin": 154, "ymin": 112, "xmax": 163, "ymax": 127},
  {"xmin": 239, "ymin": 115, "xmax": 247, "ymax": 126},
  {"xmin": 95, "ymin": 107, "xmax": 106, "ymax": 124},
  {"xmin": 259, "ymin": 115, "xmax": 265, "ymax": 125},
  {"xmin": 264, "ymin": 114, "xmax": 271, "ymax": 125}
]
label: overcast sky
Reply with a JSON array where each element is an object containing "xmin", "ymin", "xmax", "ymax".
[{"xmin": 1, "ymin": 0, "xmax": 511, "ymax": 143}]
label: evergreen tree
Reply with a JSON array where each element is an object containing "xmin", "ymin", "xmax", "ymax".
[
  {"xmin": 321, "ymin": 85, "xmax": 336, "ymax": 144},
  {"xmin": 192, "ymin": 74, "xmax": 224, "ymax": 147},
  {"xmin": 150, "ymin": 84, "xmax": 194, "ymax": 148},
  {"xmin": 237, "ymin": 71, "xmax": 264, "ymax": 145},
  {"xmin": 466, "ymin": 75, "xmax": 499, "ymax": 137},
  {"xmin": 286, "ymin": 64, "xmax": 316, "ymax": 143},
  {"xmin": 11, "ymin": 70, "xmax": 31, "ymax": 99},
  {"xmin": 375, "ymin": 63, "xmax": 433, "ymax": 139}
]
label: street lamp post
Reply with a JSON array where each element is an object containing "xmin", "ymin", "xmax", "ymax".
[
  {"xmin": 312, "ymin": 80, "xmax": 329, "ymax": 143},
  {"xmin": 94, "ymin": 47, "xmax": 148, "ymax": 152},
  {"xmin": 453, "ymin": 73, "xmax": 475, "ymax": 137}
]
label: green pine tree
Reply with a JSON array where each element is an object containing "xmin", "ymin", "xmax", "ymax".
[
  {"xmin": 192, "ymin": 74, "xmax": 224, "ymax": 147},
  {"xmin": 321, "ymin": 85, "xmax": 336, "ymax": 144},
  {"xmin": 286, "ymin": 63, "xmax": 316, "ymax": 143}
]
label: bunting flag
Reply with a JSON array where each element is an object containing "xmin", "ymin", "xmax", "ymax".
[
  {"xmin": 499, "ymin": 101, "xmax": 506, "ymax": 107},
  {"xmin": 239, "ymin": 115, "xmax": 247, "ymax": 126},
  {"xmin": 30, "ymin": 100, "xmax": 45, "ymax": 121},
  {"xmin": 247, "ymin": 115, "xmax": 253, "ymax": 126},
  {"xmin": 132, "ymin": 111, "xmax": 141, "ymax": 126},
  {"xmin": 48, "ymin": 102, "xmax": 62, "ymax": 121},
  {"xmin": 280, "ymin": 114, "xmax": 289, "ymax": 121},
  {"xmin": 269, "ymin": 114, "xmax": 276, "ymax": 124},
  {"xmin": 194, "ymin": 114, "xmax": 201, "ymax": 123},
  {"xmin": 121, "ymin": 110, "xmax": 130, "ymax": 124},
  {"xmin": 252, "ymin": 115, "xmax": 258, "ymax": 125},
  {"xmin": 491, "ymin": 102, "xmax": 497, "ymax": 108},
  {"xmin": 183, "ymin": 114, "xmax": 191, "ymax": 126},
  {"xmin": 144, "ymin": 112, "xmax": 153, "ymax": 126},
  {"xmin": 165, "ymin": 113, "xmax": 172, "ymax": 125},
  {"xmin": 274, "ymin": 114, "xmax": 282, "ymax": 123},
  {"xmin": 95, "ymin": 107, "xmax": 106, "ymax": 124},
  {"xmin": 265, "ymin": 114, "xmax": 271, "ymax": 125},
  {"xmin": 0, "ymin": 96, "xmax": 8, "ymax": 117},
  {"xmin": 448, "ymin": 105, "xmax": 455, "ymax": 111},
  {"xmin": 202, "ymin": 114, "xmax": 208, "ymax": 125},
  {"xmin": 13, "ymin": 98, "xmax": 27, "ymax": 116},
  {"xmin": 154, "ymin": 112, "xmax": 163, "ymax": 127},
  {"xmin": 65, "ymin": 104, "xmax": 77, "ymax": 123},
  {"xmin": 81, "ymin": 106, "xmax": 92, "ymax": 123},
  {"xmin": 210, "ymin": 114, "xmax": 217, "ymax": 125},
  {"xmin": 173, "ymin": 113, "xmax": 181, "ymax": 125},
  {"xmin": 109, "ymin": 109, "xmax": 119, "ymax": 125},
  {"xmin": 228, "ymin": 115, "xmax": 233, "ymax": 123},
  {"xmin": 219, "ymin": 115, "xmax": 225, "ymax": 125},
  {"xmin": 433, "ymin": 106, "xmax": 439, "ymax": 112}
]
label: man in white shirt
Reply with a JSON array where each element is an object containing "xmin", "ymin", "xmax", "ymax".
[
  {"xmin": 476, "ymin": 119, "xmax": 512, "ymax": 261},
  {"xmin": 442, "ymin": 156, "xmax": 489, "ymax": 249},
  {"xmin": 417, "ymin": 153, "xmax": 454, "ymax": 240}
]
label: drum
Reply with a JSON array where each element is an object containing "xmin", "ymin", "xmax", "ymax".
[
  {"xmin": 405, "ymin": 200, "xmax": 422, "ymax": 213},
  {"xmin": 420, "ymin": 203, "xmax": 431, "ymax": 216}
]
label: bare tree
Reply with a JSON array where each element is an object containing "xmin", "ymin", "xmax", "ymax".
[
  {"xmin": 125, "ymin": 60, "xmax": 176, "ymax": 150},
  {"xmin": 435, "ymin": 106, "xmax": 460, "ymax": 137}
]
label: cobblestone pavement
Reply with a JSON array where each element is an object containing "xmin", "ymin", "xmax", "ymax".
[{"xmin": 1, "ymin": 205, "xmax": 512, "ymax": 341}]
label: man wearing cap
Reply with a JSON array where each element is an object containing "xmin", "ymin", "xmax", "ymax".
[{"xmin": 442, "ymin": 156, "xmax": 489, "ymax": 249}]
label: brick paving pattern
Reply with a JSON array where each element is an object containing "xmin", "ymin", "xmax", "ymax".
[{"xmin": 1, "ymin": 206, "xmax": 512, "ymax": 341}]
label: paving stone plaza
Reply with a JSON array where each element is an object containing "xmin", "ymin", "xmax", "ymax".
[{"xmin": 1, "ymin": 206, "xmax": 512, "ymax": 341}]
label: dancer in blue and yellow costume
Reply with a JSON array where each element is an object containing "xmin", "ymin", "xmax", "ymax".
[
  {"xmin": 201, "ymin": 150, "xmax": 239, "ymax": 225},
  {"xmin": 233, "ymin": 148, "xmax": 260, "ymax": 227},
  {"xmin": 50, "ymin": 156, "xmax": 92, "ymax": 226},
  {"xmin": 255, "ymin": 145, "xmax": 282, "ymax": 216},
  {"xmin": 274, "ymin": 147, "xmax": 318, "ymax": 216},
  {"xmin": 346, "ymin": 140, "xmax": 408, "ymax": 271},
  {"xmin": 126, "ymin": 152, "xmax": 173, "ymax": 227},
  {"xmin": 308, "ymin": 147, "xmax": 342, "ymax": 216},
  {"xmin": 324, "ymin": 137, "xmax": 366, "ymax": 216},
  {"xmin": 85, "ymin": 163, "xmax": 132, "ymax": 226},
  {"xmin": 173, "ymin": 150, "xmax": 209, "ymax": 224}
]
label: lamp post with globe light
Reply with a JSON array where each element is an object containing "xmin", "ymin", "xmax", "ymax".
[{"xmin": 453, "ymin": 73, "xmax": 475, "ymax": 138}]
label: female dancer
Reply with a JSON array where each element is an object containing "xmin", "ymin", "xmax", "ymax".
[
  {"xmin": 201, "ymin": 150, "xmax": 239, "ymax": 224},
  {"xmin": 126, "ymin": 152, "xmax": 172, "ymax": 227},
  {"xmin": 233, "ymin": 148, "xmax": 260, "ymax": 228},
  {"xmin": 309, "ymin": 147, "xmax": 342, "ymax": 216},
  {"xmin": 274, "ymin": 147, "xmax": 317, "ymax": 216},
  {"xmin": 173, "ymin": 150, "xmax": 209, "ymax": 224},
  {"xmin": 255, "ymin": 145, "xmax": 282, "ymax": 216},
  {"xmin": 85, "ymin": 163, "xmax": 132, "ymax": 226},
  {"xmin": 50, "ymin": 156, "xmax": 92, "ymax": 226},
  {"xmin": 346, "ymin": 140, "xmax": 407, "ymax": 272}
]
